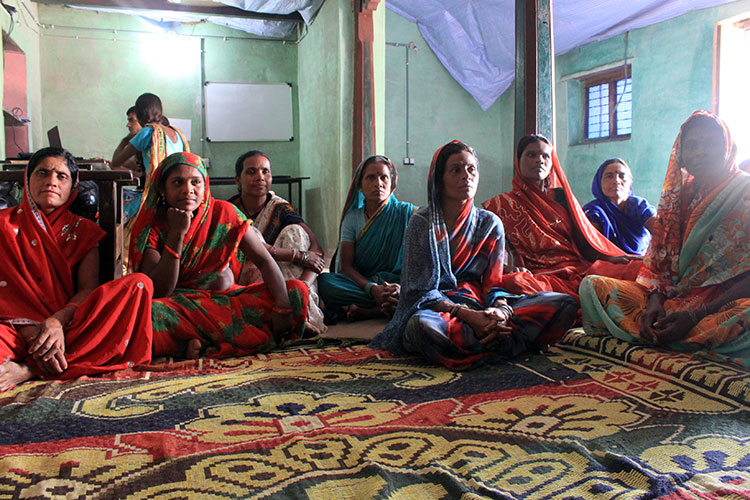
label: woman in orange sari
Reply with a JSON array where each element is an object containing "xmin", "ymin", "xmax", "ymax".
[
  {"xmin": 482, "ymin": 135, "xmax": 641, "ymax": 300},
  {"xmin": 129, "ymin": 152, "xmax": 308, "ymax": 359},
  {"xmin": 0, "ymin": 148, "xmax": 153, "ymax": 391},
  {"xmin": 580, "ymin": 111, "xmax": 750, "ymax": 366}
]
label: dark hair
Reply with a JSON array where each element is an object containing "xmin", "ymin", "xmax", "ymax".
[
  {"xmin": 516, "ymin": 134, "xmax": 552, "ymax": 162},
  {"xmin": 234, "ymin": 150, "xmax": 271, "ymax": 178},
  {"xmin": 126, "ymin": 105, "xmax": 137, "ymax": 116},
  {"xmin": 433, "ymin": 142, "xmax": 477, "ymax": 197},
  {"xmin": 27, "ymin": 147, "xmax": 78, "ymax": 185},
  {"xmin": 356, "ymin": 155, "xmax": 396, "ymax": 190},
  {"xmin": 135, "ymin": 93, "xmax": 163, "ymax": 127}
]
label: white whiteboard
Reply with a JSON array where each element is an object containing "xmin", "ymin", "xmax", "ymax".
[{"xmin": 205, "ymin": 82, "xmax": 293, "ymax": 142}]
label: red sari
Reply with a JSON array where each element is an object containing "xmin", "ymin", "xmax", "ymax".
[
  {"xmin": 0, "ymin": 179, "xmax": 153, "ymax": 380},
  {"xmin": 482, "ymin": 138, "xmax": 640, "ymax": 299},
  {"xmin": 129, "ymin": 152, "xmax": 309, "ymax": 358}
]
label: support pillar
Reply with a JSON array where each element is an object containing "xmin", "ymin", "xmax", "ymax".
[
  {"xmin": 515, "ymin": 0, "xmax": 555, "ymax": 145},
  {"xmin": 353, "ymin": 0, "xmax": 380, "ymax": 171}
]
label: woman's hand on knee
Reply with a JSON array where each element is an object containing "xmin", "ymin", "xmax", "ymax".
[
  {"xmin": 28, "ymin": 318, "xmax": 68, "ymax": 374},
  {"xmin": 301, "ymin": 251, "xmax": 325, "ymax": 274},
  {"xmin": 640, "ymin": 293, "xmax": 666, "ymax": 342}
]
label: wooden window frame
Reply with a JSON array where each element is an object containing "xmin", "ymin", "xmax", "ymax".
[{"xmin": 583, "ymin": 65, "xmax": 632, "ymax": 143}]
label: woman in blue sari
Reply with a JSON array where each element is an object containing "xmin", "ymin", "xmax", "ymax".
[
  {"xmin": 372, "ymin": 141, "xmax": 577, "ymax": 371},
  {"xmin": 583, "ymin": 158, "xmax": 655, "ymax": 255},
  {"xmin": 318, "ymin": 155, "xmax": 415, "ymax": 321}
]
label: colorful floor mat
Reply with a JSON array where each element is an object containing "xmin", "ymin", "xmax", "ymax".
[{"xmin": 0, "ymin": 330, "xmax": 748, "ymax": 499}]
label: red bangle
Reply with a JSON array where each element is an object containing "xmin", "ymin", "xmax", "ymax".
[
  {"xmin": 271, "ymin": 305, "xmax": 293, "ymax": 315},
  {"xmin": 163, "ymin": 244, "xmax": 181, "ymax": 259}
]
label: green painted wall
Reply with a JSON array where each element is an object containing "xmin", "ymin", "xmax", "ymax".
[
  {"xmin": 36, "ymin": 5, "xmax": 299, "ymax": 200},
  {"xmin": 384, "ymin": 9, "xmax": 514, "ymax": 208},
  {"xmin": 297, "ymin": 0, "xmax": 353, "ymax": 252},
  {"xmin": 556, "ymin": 0, "xmax": 750, "ymax": 205},
  {"xmin": 385, "ymin": 2, "xmax": 750, "ymax": 209},
  {"xmin": 0, "ymin": 0, "xmax": 44, "ymax": 156}
]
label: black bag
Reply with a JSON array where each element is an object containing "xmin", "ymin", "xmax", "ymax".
[
  {"xmin": 0, "ymin": 181, "xmax": 20, "ymax": 209},
  {"xmin": 70, "ymin": 180, "xmax": 99, "ymax": 222}
]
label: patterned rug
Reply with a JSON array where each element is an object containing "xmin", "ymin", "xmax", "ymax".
[{"xmin": 0, "ymin": 330, "xmax": 748, "ymax": 499}]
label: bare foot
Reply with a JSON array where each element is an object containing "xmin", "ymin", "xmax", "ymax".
[
  {"xmin": 185, "ymin": 339, "xmax": 203, "ymax": 360},
  {"xmin": 0, "ymin": 358, "xmax": 34, "ymax": 392}
]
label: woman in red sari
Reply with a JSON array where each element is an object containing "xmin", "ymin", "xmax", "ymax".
[
  {"xmin": 0, "ymin": 147, "xmax": 153, "ymax": 391},
  {"xmin": 482, "ymin": 135, "xmax": 641, "ymax": 300},
  {"xmin": 129, "ymin": 152, "xmax": 308, "ymax": 359}
]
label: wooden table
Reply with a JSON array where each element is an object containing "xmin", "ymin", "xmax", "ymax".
[
  {"xmin": 0, "ymin": 166, "xmax": 136, "ymax": 282},
  {"xmin": 211, "ymin": 175, "xmax": 311, "ymax": 216}
]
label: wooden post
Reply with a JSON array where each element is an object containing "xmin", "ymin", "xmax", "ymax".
[
  {"xmin": 515, "ymin": 0, "xmax": 555, "ymax": 145},
  {"xmin": 353, "ymin": 0, "xmax": 380, "ymax": 171}
]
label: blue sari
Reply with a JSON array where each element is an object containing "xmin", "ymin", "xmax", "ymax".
[
  {"xmin": 583, "ymin": 158, "xmax": 655, "ymax": 255},
  {"xmin": 317, "ymin": 157, "xmax": 414, "ymax": 311}
]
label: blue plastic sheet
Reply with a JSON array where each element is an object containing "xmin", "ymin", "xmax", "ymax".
[
  {"xmin": 72, "ymin": 0, "xmax": 323, "ymax": 39},
  {"xmin": 388, "ymin": 0, "xmax": 736, "ymax": 110}
]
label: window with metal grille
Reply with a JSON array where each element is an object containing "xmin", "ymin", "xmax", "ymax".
[{"xmin": 584, "ymin": 65, "xmax": 632, "ymax": 141}]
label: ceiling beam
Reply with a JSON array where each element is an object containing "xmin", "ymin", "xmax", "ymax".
[{"xmin": 31, "ymin": 0, "xmax": 304, "ymax": 21}]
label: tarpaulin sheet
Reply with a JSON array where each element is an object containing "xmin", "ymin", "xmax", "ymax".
[{"xmin": 387, "ymin": 0, "xmax": 737, "ymax": 110}]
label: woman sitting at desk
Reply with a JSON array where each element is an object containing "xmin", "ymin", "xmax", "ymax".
[
  {"xmin": 129, "ymin": 152, "xmax": 309, "ymax": 359},
  {"xmin": 0, "ymin": 147, "xmax": 153, "ymax": 391},
  {"xmin": 583, "ymin": 158, "xmax": 655, "ymax": 255},
  {"xmin": 580, "ymin": 111, "xmax": 750, "ymax": 366},
  {"xmin": 318, "ymin": 155, "xmax": 415, "ymax": 322},
  {"xmin": 112, "ymin": 93, "xmax": 189, "ymax": 221},
  {"xmin": 229, "ymin": 150, "xmax": 326, "ymax": 334},
  {"xmin": 372, "ymin": 141, "xmax": 577, "ymax": 371}
]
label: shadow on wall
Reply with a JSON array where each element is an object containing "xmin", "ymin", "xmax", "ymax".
[{"xmin": 304, "ymin": 186, "xmax": 336, "ymax": 261}]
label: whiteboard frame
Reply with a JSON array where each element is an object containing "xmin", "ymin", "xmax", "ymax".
[{"xmin": 204, "ymin": 82, "xmax": 294, "ymax": 142}]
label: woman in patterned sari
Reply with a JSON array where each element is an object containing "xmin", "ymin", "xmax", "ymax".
[
  {"xmin": 580, "ymin": 111, "xmax": 750, "ymax": 366},
  {"xmin": 0, "ymin": 148, "xmax": 153, "ymax": 391},
  {"xmin": 318, "ymin": 155, "xmax": 415, "ymax": 321},
  {"xmin": 583, "ymin": 158, "xmax": 655, "ymax": 255},
  {"xmin": 372, "ymin": 141, "xmax": 577, "ymax": 371},
  {"xmin": 129, "ymin": 152, "xmax": 308, "ymax": 359},
  {"xmin": 482, "ymin": 135, "xmax": 641, "ymax": 301},
  {"xmin": 230, "ymin": 150, "xmax": 326, "ymax": 334}
]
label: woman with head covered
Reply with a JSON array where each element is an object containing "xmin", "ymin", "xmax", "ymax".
[
  {"xmin": 0, "ymin": 148, "xmax": 153, "ymax": 391},
  {"xmin": 129, "ymin": 152, "xmax": 309, "ymax": 359},
  {"xmin": 583, "ymin": 158, "xmax": 655, "ymax": 255},
  {"xmin": 482, "ymin": 135, "xmax": 641, "ymax": 301},
  {"xmin": 372, "ymin": 141, "xmax": 577, "ymax": 371},
  {"xmin": 317, "ymin": 155, "xmax": 415, "ymax": 322},
  {"xmin": 580, "ymin": 111, "xmax": 750, "ymax": 366}
]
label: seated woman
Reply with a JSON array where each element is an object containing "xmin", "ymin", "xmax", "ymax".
[
  {"xmin": 229, "ymin": 150, "xmax": 326, "ymax": 333},
  {"xmin": 482, "ymin": 135, "xmax": 641, "ymax": 301},
  {"xmin": 317, "ymin": 155, "xmax": 415, "ymax": 321},
  {"xmin": 583, "ymin": 158, "xmax": 656, "ymax": 255},
  {"xmin": 372, "ymin": 141, "xmax": 577, "ymax": 371},
  {"xmin": 0, "ymin": 148, "xmax": 153, "ymax": 391},
  {"xmin": 128, "ymin": 152, "xmax": 309, "ymax": 359},
  {"xmin": 112, "ymin": 93, "xmax": 189, "ymax": 221},
  {"xmin": 580, "ymin": 111, "xmax": 750, "ymax": 366}
]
